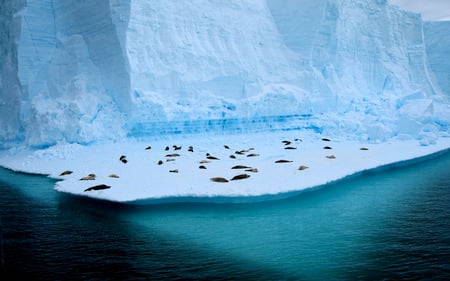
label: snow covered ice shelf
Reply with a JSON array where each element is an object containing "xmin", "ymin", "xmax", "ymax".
[{"xmin": 1, "ymin": 131, "xmax": 449, "ymax": 204}]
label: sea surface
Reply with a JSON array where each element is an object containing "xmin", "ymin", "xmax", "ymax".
[{"xmin": 1, "ymin": 150, "xmax": 449, "ymax": 280}]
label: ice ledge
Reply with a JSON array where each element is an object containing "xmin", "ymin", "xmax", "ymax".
[{"xmin": 1, "ymin": 132, "xmax": 449, "ymax": 204}]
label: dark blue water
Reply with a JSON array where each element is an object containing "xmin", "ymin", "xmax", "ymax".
[{"xmin": 1, "ymin": 151, "xmax": 449, "ymax": 280}]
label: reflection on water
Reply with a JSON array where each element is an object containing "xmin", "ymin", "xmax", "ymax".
[{"xmin": 1, "ymin": 151, "xmax": 449, "ymax": 280}]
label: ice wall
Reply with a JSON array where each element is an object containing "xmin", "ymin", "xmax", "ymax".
[
  {"xmin": 0, "ymin": 0, "xmax": 25, "ymax": 143},
  {"xmin": 424, "ymin": 21, "xmax": 450, "ymax": 97},
  {"xmin": 0, "ymin": 0, "xmax": 449, "ymax": 148}
]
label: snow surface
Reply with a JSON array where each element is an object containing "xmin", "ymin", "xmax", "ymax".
[{"xmin": 1, "ymin": 131, "xmax": 449, "ymax": 203}]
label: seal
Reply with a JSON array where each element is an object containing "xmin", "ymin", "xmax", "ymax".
[
  {"xmin": 80, "ymin": 174, "xmax": 96, "ymax": 181},
  {"xmin": 247, "ymin": 153, "xmax": 260, "ymax": 157},
  {"xmin": 322, "ymin": 138, "xmax": 331, "ymax": 141},
  {"xmin": 360, "ymin": 147, "xmax": 369, "ymax": 150},
  {"xmin": 224, "ymin": 145, "xmax": 230, "ymax": 149},
  {"xmin": 229, "ymin": 155, "xmax": 236, "ymax": 159},
  {"xmin": 109, "ymin": 174, "xmax": 120, "ymax": 178},
  {"xmin": 210, "ymin": 177, "xmax": 229, "ymax": 183},
  {"xmin": 282, "ymin": 140, "xmax": 292, "ymax": 145},
  {"xmin": 231, "ymin": 165, "xmax": 251, "ymax": 169},
  {"xmin": 119, "ymin": 155, "xmax": 128, "ymax": 163},
  {"xmin": 84, "ymin": 184, "xmax": 110, "ymax": 192},
  {"xmin": 230, "ymin": 174, "xmax": 250, "ymax": 181},
  {"xmin": 59, "ymin": 170, "xmax": 73, "ymax": 176},
  {"xmin": 169, "ymin": 169, "xmax": 179, "ymax": 173},
  {"xmin": 326, "ymin": 155, "xmax": 336, "ymax": 159},
  {"xmin": 206, "ymin": 153, "xmax": 220, "ymax": 160},
  {"xmin": 298, "ymin": 165, "xmax": 308, "ymax": 170},
  {"xmin": 323, "ymin": 146, "xmax": 332, "ymax": 149},
  {"xmin": 284, "ymin": 147, "xmax": 296, "ymax": 150},
  {"xmin": 173, "ymin": 145, "xmax": 182, "ymax": 150},
  {"xmin": 245, "ymin": 168, "xmax": 258, "ymax": 173},
  {"xmin": 199, "ymin": 165, "xmax": 207, "ymax": 169},
  {"xmin": 165, "ymin": 153, "xmax": 180, "ymax": 157},
  {"xmin": 275, "ymin": 160, "xmax": 292, "ymax": 163},
  {"xmin": 207, "ymin": 156, "xmax": 220, "ymax": 160},
  {"xmin": 158, "ymin": 160, "xmax": 163, "ymax": 165},
  {"xmin": 188, "ymin": 146, "xmax": 194, "ymax": 152},
  {"xmin": 145, "ymin": 146, "xmax": 151, "ymax": 150}
]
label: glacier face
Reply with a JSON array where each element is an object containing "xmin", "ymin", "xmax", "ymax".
[
  {"xmin": 0, "ymin": 0, "xmax": 449, "ymax": 148},
  {"xmin": 424, "ymin": 21, "xmax": 450, "ymax": 98}
]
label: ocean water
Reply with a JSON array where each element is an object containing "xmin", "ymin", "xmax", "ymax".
[{"xmin": 1, "ymin": 151, "xmax": 449, "ymax": 280}]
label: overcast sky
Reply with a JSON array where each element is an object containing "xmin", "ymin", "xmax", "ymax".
[{"xmin": 389, "ymin": 0, "xmax": 450, "ymax": 21}]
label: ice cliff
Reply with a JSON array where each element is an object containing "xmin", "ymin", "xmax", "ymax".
[{"xmin": 1, "ymin": 0, "xmax": 449, "ymax": 148}]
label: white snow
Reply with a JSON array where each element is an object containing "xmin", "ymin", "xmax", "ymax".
[{"xmin": 1, "ymin": 132, "xmax": 449, "ymax": 203}]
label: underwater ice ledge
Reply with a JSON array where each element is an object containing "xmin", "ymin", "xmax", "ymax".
[{"xmin": 0, "ymin": 130, "xmax": 449, "ymax": 204}]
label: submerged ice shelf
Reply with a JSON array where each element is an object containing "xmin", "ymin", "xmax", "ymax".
[{"xmin": 1, "ymin": 131, "xmax": 449, "ymax": 204}]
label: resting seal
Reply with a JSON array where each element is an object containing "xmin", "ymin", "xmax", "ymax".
[
  {"xmin": 230, "ymin": 174, "xmax": 250, "ymax": 181},
  {"xmin": 80, "ymin": 174, "xmax": 96, "ymax": 181},
  {"xmin": 245, "ymin": 168, "xmax": 258, "ymax": 173},
  {"xmin": 206, "ymin": 153, "xmax": 220, "ymax": 160},
  {"xmin": 84, "ymin": 184, "xmax": 111, "ymax": 192},
  {"xmin": 275, "ymin": 160, "xmax": 292, "ymax": 163},
  {"xmin": 232, "ymin": 165, "xmax": 251, "ymax": 169},
  {"xmin": 59, "ymin": 170, "xmax": 73, "ymax": 176},
  {"xmin": 211, "ymin": 177, "xmax": 229, "ymax": 183},
  {"xmin": 165, "ymin": 153, "xmax": 180, "ymax": 157}
]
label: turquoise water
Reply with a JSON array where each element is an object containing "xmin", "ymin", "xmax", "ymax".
[{"xmin": 1, "ymin": 151, "xmax": 449, "ymax": 280}]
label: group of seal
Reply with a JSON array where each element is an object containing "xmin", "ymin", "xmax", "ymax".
[
  {"xmin": 203, "ymin": 144, "xmax": 261, "ymax": 183},
  {"xmin": 210, "ymin": 173, "xmax": 251, "ymax": 183},
  {"xmin": 57, "ymin": 135, "xmax": 371, "ymax": 193}
]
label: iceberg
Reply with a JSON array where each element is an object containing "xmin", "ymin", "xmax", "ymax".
[{"xmin": 0, "ymin": 0, "xmax": 449, "ymax": 203}]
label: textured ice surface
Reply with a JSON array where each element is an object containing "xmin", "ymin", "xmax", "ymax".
[{"xmin": 0, "ymin": 0, "xmax": 449, "ymax": 148}]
